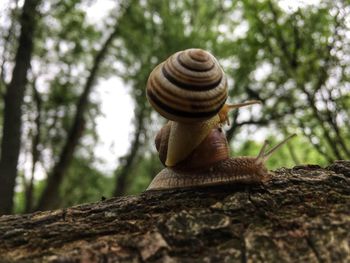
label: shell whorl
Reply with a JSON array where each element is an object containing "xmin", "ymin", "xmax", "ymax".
[{"xmin": 146, "ymin": 48, "xmax": 227, "ymax": 123}]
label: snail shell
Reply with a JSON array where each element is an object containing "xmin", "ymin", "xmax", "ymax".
[
  {"xmin": 146, "ymin": 48, "xmax": 227, "ymax": 123},
  {"xmin": 146, "ymin": 49, "xmax": 228, "ymax": 166},
  {"xmin": 155, "ymin": 122, "xmax": 171, "ymax": 166}
]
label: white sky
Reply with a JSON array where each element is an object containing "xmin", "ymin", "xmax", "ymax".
[
  {"xmin": 84, "ymin": 1, "xmax": 135, "ymax": 173},
  {"xmin": 279, "ymin": 0, "xmax": 321, "ymax": 12},
  {"xmin": 93, "ymin": 77, "xmax": 134, "ymax": 172}
]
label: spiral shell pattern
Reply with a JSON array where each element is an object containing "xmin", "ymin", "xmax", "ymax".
[{"xmin": 146, "ymin": 48, "xmax": 227, "ymax": 122}]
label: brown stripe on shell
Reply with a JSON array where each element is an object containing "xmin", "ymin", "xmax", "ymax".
[
  {"xmin": 148, "ymin": 66, "xmax": 227, "ymax": 103},
  {"xmin": 147, "ymin": 88, "xmax": 226, "ymax": 120},
  {"xmin": 188, "ymin": 48, "xmax": 209, "ymax": 61},
  {"xmin": 162, "ymin": 66, "xmax": 222, "ymax": 91},
  {"xmin": 165, "ymin": 54, "xmax": 222, "ymax": 87},
  {"xmin": 147, "ymin": 74, "xmax": 227, "ymax": 112},
  {"xmin": 146, "ymin": 49, "xmax": 228, "ymax": 122},
  {"xmin": 177, "ymin": 51, "xmax": 215, "ymax": 72}
]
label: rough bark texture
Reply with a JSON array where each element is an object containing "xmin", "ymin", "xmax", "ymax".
[{"xmin": 0, "ymin": 161, "xmax": 349, "ymax": 262}]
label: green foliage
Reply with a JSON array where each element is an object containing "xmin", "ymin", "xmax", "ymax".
[
  {"xmin": 59, "ymin": 157, "xmax": 114, "ymax": 207},
  {"xmin": 220, "ymin": 0, "xmax": 350, "ymax": 163},
  {"xmin": 233, "ymin": 134, "xmax": 328, "ymax": 170},
  {"xmin": 126, "ymin": 153, "xmax": 162, "ymax": 194}
]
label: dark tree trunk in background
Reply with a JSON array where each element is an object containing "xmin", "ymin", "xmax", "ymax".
[
  {"xmin": 24, "ymin": 83, "xmax": 42, "ymax": 213},
  {"xmin": 0, "ymin": 161, "xmax": 349, "ymax": 262},
  {"xmin": 0, "ymin": 0, "xmax": 41, "ymax": 215},
  {"xmin": 35, "ymin": 27, "xmax": 120, "ymax": 212}
]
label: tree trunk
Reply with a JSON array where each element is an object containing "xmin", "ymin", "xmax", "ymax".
[
  {"xmin": 35, "ymin": 27, "xmax": 120, "ymax": 212},
  {"xmin": 0, "ymin": 0, "xmax": 41, "ymax": 214},
  {"xmin": 24, "ymin": 82, "xmax": 42, "ymax": 213},
  {"xmin": 0, "ymin": 161, "xmax": 349, "ymax": 262}
]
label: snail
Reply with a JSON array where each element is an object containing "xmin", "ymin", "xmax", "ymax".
[{"xmin": 146, "ymin": 48, "xmax": 295, "ymax": 190}]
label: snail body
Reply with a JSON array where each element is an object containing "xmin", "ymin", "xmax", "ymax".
[
  {"xmin": 146, "ymin": 48, "xmax": 294, "ymax": 190},
  {"xmin": 156, "ymin": 125, "xmax": 229, "ymax": 171},
  {"xmin": 147, "ymin": 158, "xmax": 268, "ymax": 190},
  {"xmin": 148, "ymin": 133, "xmax": 295, "ymax": 190}
]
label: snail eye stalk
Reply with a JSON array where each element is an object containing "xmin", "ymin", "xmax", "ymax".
[{"xmin": 218, "ymin": 100, "xmax": 261, "ymax": 125}]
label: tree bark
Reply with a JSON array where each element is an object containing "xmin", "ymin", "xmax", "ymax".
[
  {"xmin": 0, "ymin": 161, "xmax": 349, "ymax": 262},
  {"xmin": 35, "ymin": 26, "xmax": 120, "ymax": 211},
  {"xmin": 0, "ymin": 0, "xmax": 41, "ymax": 214}
]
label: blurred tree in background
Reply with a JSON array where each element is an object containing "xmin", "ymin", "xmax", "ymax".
[{"xmin": 0, "ymin": 0, "xmax": 349, "ymax": 214}]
